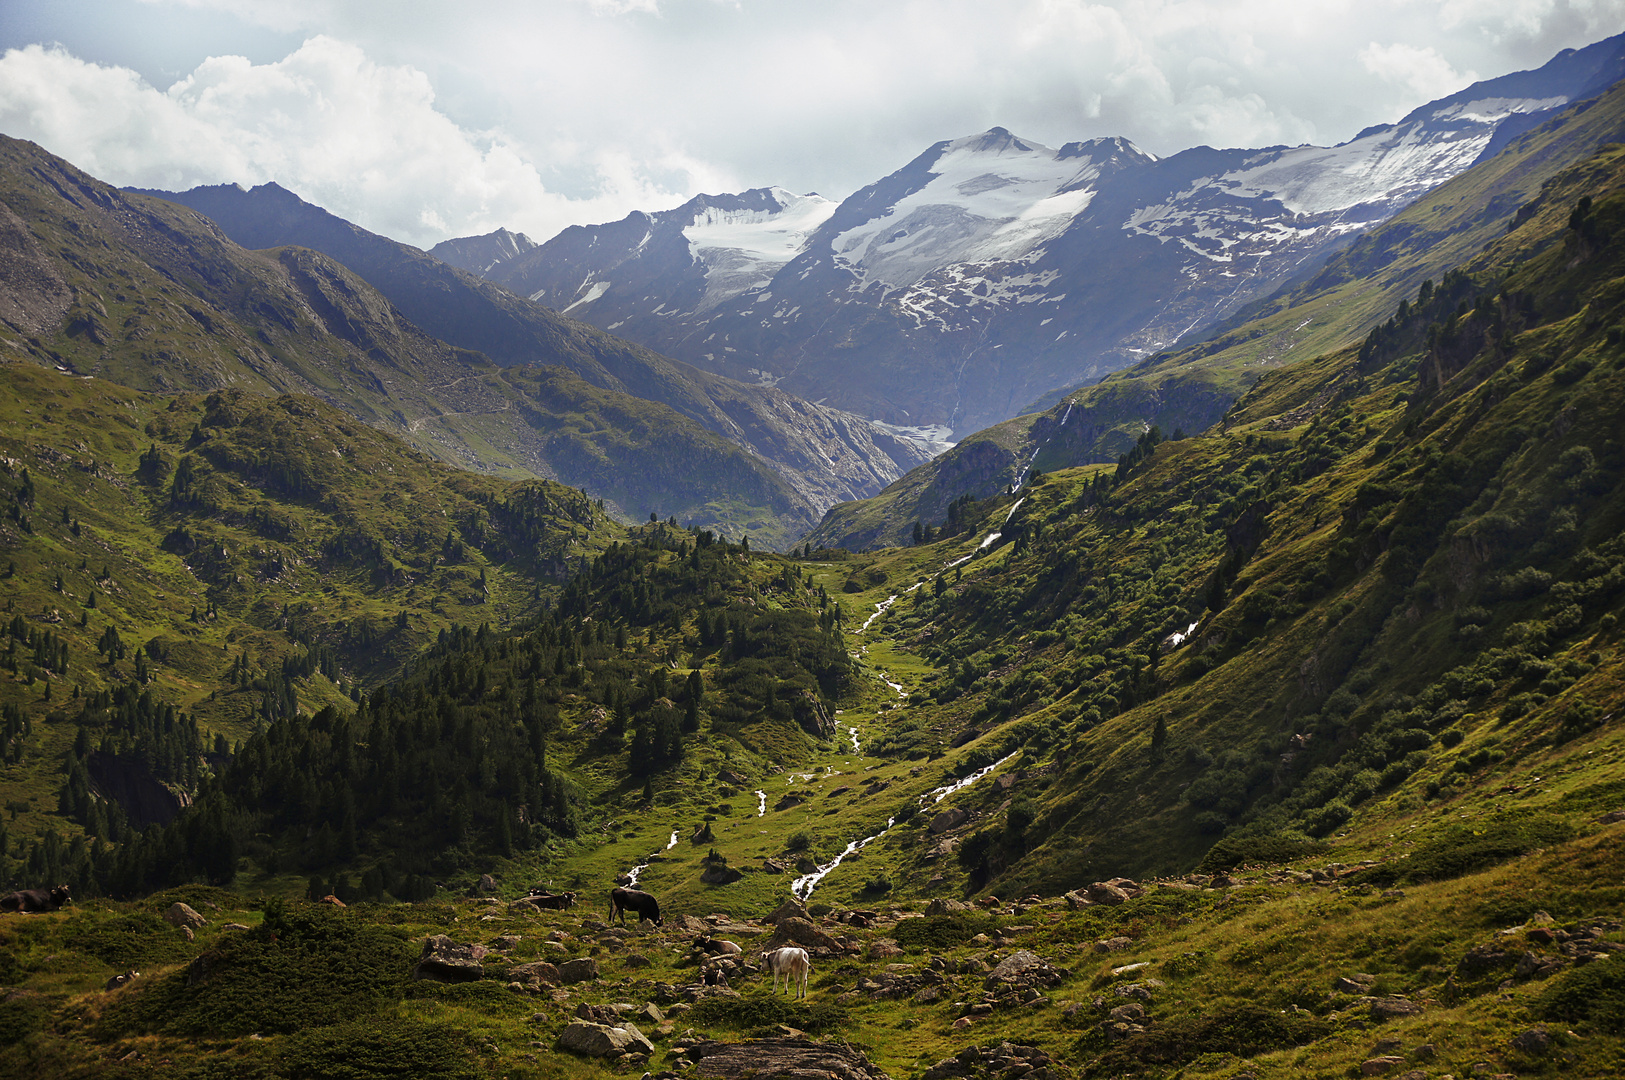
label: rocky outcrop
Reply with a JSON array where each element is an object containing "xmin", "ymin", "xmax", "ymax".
[
  {"xmin": 686, "ymin": 1038, "xmax": 892, "ymax": 1080},
  {"xmin": 765, "ymin": 917, "xmax": 844, "ymax": 955},
  {"xmin": 557, "ymin": 1020, "xmax": 654, "ymax": 1059},
  {"xmin": 413, "ymin": 936, "xmax": 484, "ymax": 982},
  {"xmin": 923, "ymin": 1043, "xmax": 1061, "ymax": 1080}
]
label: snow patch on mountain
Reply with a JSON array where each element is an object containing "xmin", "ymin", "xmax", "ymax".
[
  {"xmin": 831, "ymin": 130, "xmax": 1137, "ymax": 290},
  {"xmin": 684, "ymin": 188, "xmax": 835, "ymax": 311}
]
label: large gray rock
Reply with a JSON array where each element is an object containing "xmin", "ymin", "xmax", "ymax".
[
  {"xmin": 762, "ymin": 898, "xmax": 810, "ymax": 924},
  {"xmin": 701, "ymin": 865, "xmax": 744, "ymax": 885},
  {"xmin": 557, "ymin": 1021, "xmax": 654, "ymax": 1058},
  {"xmin": 164, "ymin": 903, "xmax": 207, "ymax": 931},
  {"xmin": 558, "ymin": 957, "xmax": 600, "ymax": 984},
  {"xmin": 1086, "ymin": 882, "xmax": 1129, "ymax": 906},
  {"xmin": 413, "ymin": 935, "xmax": 484, "ymax": 982},
  {"xmin": 764, "ymin": 916, "xmax": 842, "ymax": 953},
  {"xmin": 984, "ymin": 950, "xmax": 1063, "ymax": 990},
  {"xmin": 930, "ymin": 807, "xmax": 970, "ymax": 834},
  {"xmin": 509, "ymin": 961, "xmax": 560, "ymax": 986},
  {"xmin": 688, "ymin": 1037, "xmax": 891, "ymax": 1080}
]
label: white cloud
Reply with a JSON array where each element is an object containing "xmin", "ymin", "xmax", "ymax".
[
  {"xmin": 1360, "ymin": 41, "xmax": 1477, "ymax": 109},
  {"xmin": 4, "ymin": 0, "xmax": 1624, "ymax": 244},
  {"xmin": 0, "ymin": 37, "xmax": 705, "ymax": 246}
]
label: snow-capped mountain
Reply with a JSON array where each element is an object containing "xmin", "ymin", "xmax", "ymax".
[{"xmin": 458, "ymin": 31, "xmax": 1625, "ymax": 438}]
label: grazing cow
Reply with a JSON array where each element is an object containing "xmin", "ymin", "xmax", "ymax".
[
  {"xmin": 762, "ymin": 946, "xmax": 812, "ymax": 998},
  {"xmin": 0, "ymin": 885, "xmax": 72, "ymax": 913},
  {"xmin": 609, "ymin": 886, "xmax": 663, "ymax": 926},
  {"xmin": 694, "ymin": 934, "xmax": 743, "ymax": 957}
]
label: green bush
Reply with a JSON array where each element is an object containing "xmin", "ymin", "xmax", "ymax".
[
  {"xmin": 1084, "ymin": 1003, "xmax": 1329, "ymax": 1074},
  {"xmin": 97, "ymin": 902, "xmax": 413, "ymax": 1038},
  {"xmin": 893, "ymin": 914, "xmax": 1002, "ymax": 950},
  {"xmin": 1197, "ymin": 833, "xmax": 1326, "ymax": 872},
  {"xmin": 279, "ymin": 1015, "xmax": 476, "ymax": 1080},
  {"xmin": 1351, "ymin": 813, "xmax": 1575, "ymax": 887},
  {"xmin": 1535, "ymin": 958, "xmax": 1625, "ymax": 1032},
  {"xmin": 688, "ymin": 995, "xmax": 849, "ymax": 1034}
]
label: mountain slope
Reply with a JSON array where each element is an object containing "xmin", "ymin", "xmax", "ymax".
[
  {"xmin": 132, "ymin": 181, "xmax": 933, "ymax": 528},
  {"xmin": 803, "ymin": 72, "xmax": 1625, "ymax": 551},
  {"xmin": 0, "ymin": 134, "xmax": 836, "ymax": 544},
  {"xmin": 479, "ymin": 34, "xmax": 1625, "ymax": 437}
]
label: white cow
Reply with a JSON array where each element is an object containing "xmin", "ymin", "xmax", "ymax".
[{"xmin": 762, "ymin": 946, "xmax": 812, "ymax": 998}]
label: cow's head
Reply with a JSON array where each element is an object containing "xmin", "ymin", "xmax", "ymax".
[{"xmin": 51, "ymin": 885, "xmax": 72, "ymax": 906}]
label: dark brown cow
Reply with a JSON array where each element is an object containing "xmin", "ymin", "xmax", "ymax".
[
  {"xmin": 0, "ymin": 885, "xmax": 72, "ymax": 913},
  {"xmin": 608, "ymin": 886, "xmax": 662, "ymax": 926}
]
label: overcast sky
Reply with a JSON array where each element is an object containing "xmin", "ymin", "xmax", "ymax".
[{"xmin": 2, "ymin": 0, "xmax": 1622, "ymax": 248}]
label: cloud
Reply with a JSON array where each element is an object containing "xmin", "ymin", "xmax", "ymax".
[
  {"xmin": 5, "ymin": 0, "xmax": 1624, "ymax": 245},
  {"xmin": 0, "ymin": 37, "xmax": 703, "ymax": 246},
  {"xmin": 1360, "ymin": 42, "xmax": 1477, "ymax": 109}
]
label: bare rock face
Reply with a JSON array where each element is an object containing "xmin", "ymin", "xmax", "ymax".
[
  {"xmin": 164, "ymin": 902, "xmax": 207, "ymax": 931},
  {"xmin": 925, "ymin": 898, "xmax": 973, "ymax": 915},
  {"xmin": 687, "ymin": 1038, "xmax": 892, "ymax": 1080},
  {"xmin": 557, "ymin": 1020, "xmax": 655, "ymax": 1058},
  {"xmin": 413, "ymin": 935, "xmax": 484, "ymax": 982}
]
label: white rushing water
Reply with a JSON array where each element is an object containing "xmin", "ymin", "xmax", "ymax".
[
  {"xmin": 788, "ymin": 751, "xmax": 1019, "ymax": 899},
  {"xmin": 790, "ymin": 816, "xmax": 896, "ymax": 900},
  {"xmin": 667, "ymin": 830, "xmax": 679, "ymax": 850},
  {"xmin": 755, "ymin": 789, "xmax": 767, "ymax": 816},
  {"xmin": 849, "ymin": 726, "xmax": 862, "ymax": 753}
]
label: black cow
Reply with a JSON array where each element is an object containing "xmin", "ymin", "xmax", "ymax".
[
  {"xmin": 608, "ymin": 886, "xmax": 662, "ymax": 926},
  {"xmin": 0, "ymin": 885, "xmax": 72, "ymax": 913}
]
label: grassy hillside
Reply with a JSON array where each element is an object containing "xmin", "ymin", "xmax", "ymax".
[{"xmin": 806, "ymin": 78, "xmax": 1625, "ymax": 552}]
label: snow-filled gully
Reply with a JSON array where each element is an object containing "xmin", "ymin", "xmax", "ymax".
[{"xmin": 789, "ymin": 752, "xmax": 1019, "ymax": 899}]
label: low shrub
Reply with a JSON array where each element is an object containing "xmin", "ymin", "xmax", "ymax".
[
  {"xmin": 688, "ymin": 995, "xmax": 849, "ymax": 1034},
  {"xmin": 1350, "ymin": 813, "xmax": 1575, "ymax": 887},
  {"xmin": 1084, "ymin": 1003, "xmax": 1329, "ymax": 1074},
  {"xmin": 279, "ymin": 1015, "xmax": 476, "ymax": 1080},
  {"xmin": 893, "ymin": 914, "xmax": 1002, "ymax": 950},
  {"xmin": 1534, "ymin": 957, "xmax": 1625, "ymax": 1032},
  {"xmin": 1196, "ymin": 833, "xmax": 1325, "ymax": 872}
]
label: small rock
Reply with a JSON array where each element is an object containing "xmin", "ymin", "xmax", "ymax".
[
  {"xmin": 414, "ymin": 935, "xmax": 484, "ymax": 983},
  {"xmin": 1334, "ymin": 974, "xmax": 1376, "ymax": 994},
  {"xmin": 1359, "ymin": 1063, "xmax": 1404, "ymax": 1078},
  {"xmin": 1369, "ymin": 997, "xmax": 1422, "ymax": 1021}
]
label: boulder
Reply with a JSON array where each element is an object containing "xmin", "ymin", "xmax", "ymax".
[
  {"xmin": 558, "ymin": 957, "xmax": 600, "ymax": 984},
  {"xmin": 1359, "ymin": 1057, "xmax": 1405, "ymax": 1076},
  {"xmin": 1086, "ymin": 882, "xmax": 1130, "ymax": 906},
  {"xmin": 762, "ymin": 898, "xmax": 811, "ymax": 924},
  {"xmin": 557, "ymin": 1021, "xmax": 655, "ymax": 1058},
  {"xmin": 687, "ymin": 1037, "xmax": 892, "ymax": 1080},
  {"xmin": 701, "ymin": 865, "xmax": 744, "ymax": 885},
  {"xmin": 508, "ymin": 961, "xmax": 560, "ymax": 987},
  {"xmin": 718, "ymin": 769, "xmax": 751, "ymax": 787},
  {"xmin": 164, "ymin": 903, "xmax": 206, "ymax": 931},
  {"xmin": 414, "ymin": 935, "xmax": 484, "ymax": 982},
  {"xmin": 984, "ymin": 950, "xmax": 1063, "ymax": 990},
  {"xmin": 925, "ymin": 898, "xmax": 973, "ymax": 915},
  {"xmin": 765, "ymin": 917, "xmax": 842, "ymax": 953},
  {"xmin": 1063, "ymin": 891, "xmax": 1091, "ymax": 911},
  {"xmin": 474, "ymin": 873, "xmax": 499, "ymax": 896},
  {"xmin": 930, "ymin": 807, "xmax": 970, "ymax": 834},
  {"xmin": 1333, "ymin": 974, "xmax": 1376, "ymax": 994},
  {"xmin": 1511, "ymin": 1027, "xmax": 1551, "ymax": 1055}
]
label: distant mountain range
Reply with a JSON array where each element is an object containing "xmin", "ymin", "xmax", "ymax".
[
  {"xmin": 450, "ymin": 32, "xmax": 1625, "ymax": 438},
  {"xmin": 121, "ymin": 179, "xmax": 935, "ymax": 546}
]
